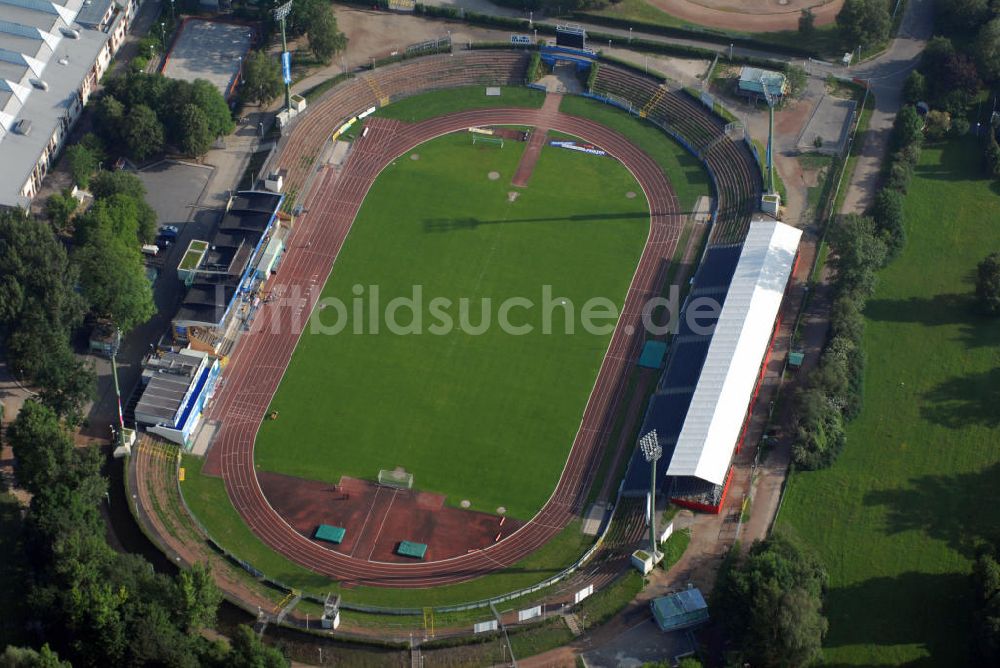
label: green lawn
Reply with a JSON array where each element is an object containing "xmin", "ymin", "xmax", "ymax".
[
  {"xmin": 254, "ymin": 131, "xmax": 649, "ymax": 520},
  {"xmin": 559, "ymin": 95, "xmax": 710, "ymax": 212},
  {"xmin": 181, "ymin": 455, "xmax": 595, "ymax": 606},
  {"xmin": 777, "ymin": 139, "xmax": 1000, "ymax": 665},
  {"xmin": 374, "ymin": 86, "xmax": 545, "ymax": 123}
]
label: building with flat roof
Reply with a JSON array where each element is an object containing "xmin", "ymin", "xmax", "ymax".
[
  {"xmin": 650, "ymin": 588, "xmax": 709, "ymax": 632},
  {"xmin": 134, "ymin": 348, "xmax": 221, "ymax": 447},
  {"xmin": 173, "ymin": 190, "xmax": 284, "ymax": 338},
  {"xmin": 0, "ymin": 0, "xmax": 144, "ymax": 209},
  {"xmin": 738, "ymin": 66, "xmax": 787, "ymax": 102}
]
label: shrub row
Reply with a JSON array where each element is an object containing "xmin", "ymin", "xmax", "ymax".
[{"xmin": 791, "ymin": 107, "xmax": 923, "ymax": 470}]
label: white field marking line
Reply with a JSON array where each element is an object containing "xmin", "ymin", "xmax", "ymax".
[
  {"xmin": 349, "ymin": 485, "xmax": 384, "ymax": 558},
  {"xmin": 366, "ymin": 489, "xmax": 399, "ymax": 561}
]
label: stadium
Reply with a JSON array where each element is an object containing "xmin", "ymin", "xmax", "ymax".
[{"xmin": 134, "ymin": 41, "xmax": 801, "ymax": 628}]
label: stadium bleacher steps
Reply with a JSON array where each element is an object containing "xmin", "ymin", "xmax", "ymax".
[
  {"xmin": 364, "ymin": 76, "xmax": 390, "ymax": 107},
  {"xmin": 640, "ymin": 84, "xmax": 667, "ymax": 119}
]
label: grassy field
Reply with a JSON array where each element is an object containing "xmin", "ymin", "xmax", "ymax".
[
  {"xmin": 182, "ymin": 455, "xmax": 596, "ymax": 606},
  {"xmin": 559, "ymin": 95, "xmax": 710, "ymax": 212},
  {"xmin": 578, "ymin": 0, "xmax": 843, "ymax": 56},
  {"xmin": 777, "ymin": 139, "xmax": 1000, "ymax": 665},
  {"xmin": 254, "ymin": 131, "xmax": 649, "ymax": 519},
  {"xmin": 374, "ymin": 86, "xmax": 545, "ymax": 123}
]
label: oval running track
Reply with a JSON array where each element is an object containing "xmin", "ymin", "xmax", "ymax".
[{"xmin": 207, "ymin": 107, "xmax": 684, "ymax": 588}]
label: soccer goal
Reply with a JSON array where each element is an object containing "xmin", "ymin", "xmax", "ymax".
[
  {"xmin": 377, "ymin": 468, "xmax": 414, "ymax": 489},
  {"xmin": 471, "ymin": 134, "xmax": 504, "ymax": 148}
]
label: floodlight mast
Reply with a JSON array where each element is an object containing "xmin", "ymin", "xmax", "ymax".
[
  {"xmin": 273, "ymin": 0, "xmax": 294, "ymax": 114},
  {"xmin": 640, "ymin": 430, "xmax": 662, "ymax": 559}
]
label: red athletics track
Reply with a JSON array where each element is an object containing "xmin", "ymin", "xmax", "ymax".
[{"xmin": 204, "ymin": 107, "xmax": 683, "ymax": 588}]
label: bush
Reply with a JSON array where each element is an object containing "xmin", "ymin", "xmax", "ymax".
[
  {"xmin": 985, "ymin": 131, "xmax": 1000, "ymax": 178},
  {"xmin": 975, "ymin": 252, "xmax": 1000, "ymax": 315},
  {"xmin": 923, "ymin": 110, "xmax": 952, "ymax": 140},
  {"xmin": 902, "ymin": 70, "xmax": 926, "ymax": 104},
  {"xmin": 65, "ymin": 144, "xmax": 100, "ymax": 189},
  {"xmin": 527, "ymin": 51, "xmax": 542, "ymax": 82},
  {"xmin": 871, "ymin": 187, "xmax": 906, "ymax": 258}
]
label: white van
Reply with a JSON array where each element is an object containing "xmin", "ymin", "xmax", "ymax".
[{"xmin": 141, "ymin": 244, "xmax": 160, "ymax": 257}]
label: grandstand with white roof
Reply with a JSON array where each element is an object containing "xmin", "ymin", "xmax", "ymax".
[
  {"xmin": 623, "ymin": 218, "xmax": 802, "ymax": 512},
  {"xmin": 0, "ymin": 0, "xmax": 142, "ymax": 209}
]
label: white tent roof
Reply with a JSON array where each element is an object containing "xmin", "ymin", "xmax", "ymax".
[{"xmin": 666, "ymin": 219, "xmax": 802, "ymax": 485}]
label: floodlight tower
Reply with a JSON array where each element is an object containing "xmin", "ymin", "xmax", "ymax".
[
  {"xmin": 110, "ymin": 327, "xmax": 125, "ymax": 449},
  {"xmin": 273, "ymin": 0, "xmax": 294, "ymax": 114},
  {"xmin": 640, "ymin": 430, "xmax": 662, "ymax": 559},
  {"xmin": 758, "ymin": 72, "xmax": 781, "ymax": 217}
]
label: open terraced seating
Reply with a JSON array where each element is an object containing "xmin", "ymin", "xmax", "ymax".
[{"xmin": 590, "ymin": 64, "xmax": 762, "ymax": 245}]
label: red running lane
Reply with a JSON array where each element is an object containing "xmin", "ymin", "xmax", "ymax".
[{"xmin": 207, "ymin": 108, "xmax": 683, "ymax": 588}]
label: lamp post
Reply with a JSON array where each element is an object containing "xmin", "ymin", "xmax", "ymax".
[
  {"xmin": 639, "ymin": 430, "xmax": 662, "ymax": 560},
  {"xmin": 273, "ymin": 0, "xmax": 294, "ymax": 114}
]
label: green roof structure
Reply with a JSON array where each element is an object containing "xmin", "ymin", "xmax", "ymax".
[
  {"xmin": 738, "ymin": 67, "xmax": 787, "ymax": 99},
  {"xmin": 314, "ymin": 524, "xmax": 346, "ymax": 544},
  {"xmin": 650, "ymin": 588, "xmax": 710, "ymax": 632},
  {"xmin": 397, "ymin": 541, "xmax": 428, "ymax": 559}
]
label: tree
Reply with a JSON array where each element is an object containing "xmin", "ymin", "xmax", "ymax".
[
  {"xmin": 890, "ymin": 105, "xmax": 924, "ymax": 151},
  {"xmin": 975, "ymin": 18, "xmax": 1000, "ymax": 82},
  {"xmin": 307, "ymin": 10, "xmax": 347, "ymax": 64},
  {"xmin": 45, "ymin": 190, "xmax": 78, "ymax": 234},
  {"xmin": 799, "ymin": 7, "xmax": 816, "ymax": 35},
  {"xmin": 6, "ymin": 401, "xmax": 74, "ymax": 496},
  {"xmin": 225, "ymin": 626, "xmax": 288, "ymax": 668},
  {"xmin": 975, "ymin": 252, "xmax": 1000, "ymax": 315},
  {"xmin": 192, "ymin": 79, "xmax": 235, "ymax": 137},
  {"xmin": 871, "ymin": 187, "xmax": 905, "ymax": 258},
  {"xmin": 786, "ymin": 65, "xmax": 807, "ymax": 99},
  {"xmin": 902, "ymin": 70, "xmax": 926, "ymax": 104},
  {"xmin": 64, "ymin": 144, "xmax": 100, "ymax": 189},
  {"xmin": 0, "ymin": 210, "xmax": 87, "ymax": 383},
  {"xmin": 986, "ymin": 131, "xmax": 1000, "ymax": 178},
  {"xmin": 241, "ymin": 50, "xmax": 283, "ymax": 106},
  {"xmin": 93, "ymin": 95, "xmax": 125, "ymax": 145},
  {"xmin": 174, "ymin": 563, "xmax": 222, "ymax": 633},
  {"xmin": 122, "ymin": 104, "xmax": 164, "ymax": 162},
  {"xmin": 936, "ymin": 0, "xmax": 991, "ymax": 34},
  {"xmin": 0, "ymin": 644, "xmax": 71, "ymax": 668},
  {"xmin": 713, "ymin": 534, "xmax": 828, "ymax": 668},
  {"xmin": 973, "ymin": 548, "xmax": 1000, "ymax": 664},
  {"xmin": 836, "ymin": 0, "xmax": 890, "ymax": 50},
  {"xmin": 89, "ymin": 171, "xmax": 157, "ymax": 242},
  {"xmin": 830, "ymin": 214, "xmax": 888, "ymax": 301},
  {"xmin": 76, "ymin": 234, "xmax": 155, "ymax": 333},
  {"xmin": 923, "ymin": 109, "xmax": 952, "ymax": 140},
  {"xmin": 178, "ymin": 103, "xmax": 213, "ymax": 157}
]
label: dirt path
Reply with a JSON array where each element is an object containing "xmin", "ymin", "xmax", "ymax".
[{"xmin": 511, "ymin": 93, "xmax": 563, "ymax": 187}]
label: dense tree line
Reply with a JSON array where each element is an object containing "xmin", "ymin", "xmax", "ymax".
[
  {"xmin": 712, "ymin": 534, "xmax": 829, "ymax": 667},
  {"xmin": 92, "ymin": 72, "xmax": 235, "ymax": 161},
  {"xmin": 1, "ymin": 400, "xmax": 288, "ymax": 666},
  {"xmin": 0, "ymin": 210, "xmax": 94, "ymax": 424}
]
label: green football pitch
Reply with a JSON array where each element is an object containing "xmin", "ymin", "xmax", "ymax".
[{"xmin": 254, "ymin": 131, "xmax": 651, "ymax": 519}]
